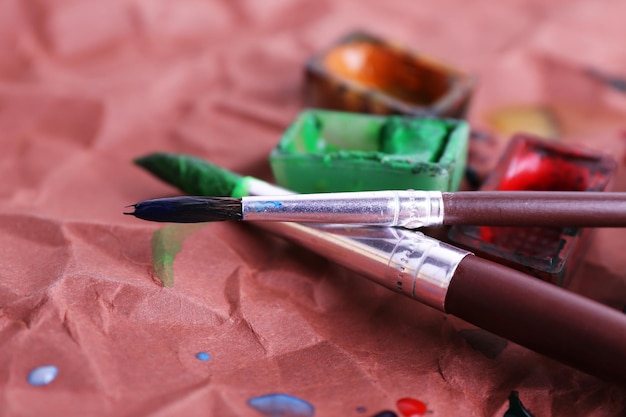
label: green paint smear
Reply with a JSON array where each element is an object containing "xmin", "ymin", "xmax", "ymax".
[
  {"xmin": 279, "ymin": 111, "xmax": 450, "ymax": 163},
  {"xmin": 379, "ymin": 117, "xmax": 448, "ymax": 160},
  {"xmin": 136, "ymin": 153, "xmax": 248, "ymax": 286},
  {"xmin": 151, "ymin": 224, "xmax": 204, "ymax": 287},
  {"xmin": 270, "ymin": 110, "xmax": 469, "ymax": 193},
  {"xmin": 135, "ymin": 153, "xmax": 243, "ymax": 197}
]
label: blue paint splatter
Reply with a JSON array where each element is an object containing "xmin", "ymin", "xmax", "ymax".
[
  {"xmin": 195, "ymin": 352, "xmax": 210, "ymax": 361},
  {"xmin": 27, "ymin": 365, "xmax": 58, "ymax": 386},
  {"xmin": 248, "ymin": 393, "xmax": 314, "ymax": 417},
  {"xmin": 249, "ymin": 201, "xmax": 283, "ymax": 213},
  {"xmin": 356, "ymin": 406, "xmax": 367, "ymax": 413}
]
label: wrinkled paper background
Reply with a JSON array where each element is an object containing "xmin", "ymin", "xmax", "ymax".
[{"xmin": 1, "ymin": 0, "xmax": 626, "ymax": 416}]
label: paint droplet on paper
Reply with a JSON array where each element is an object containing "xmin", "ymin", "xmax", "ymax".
[
  {"xmin": 503, "ymin": 391, "xmax": 534, "ymax": 417},
  {"xmin": 371, "ymin": 411, "xmax": 397, "ymax": 417},
  {"xmin": 247, "ymin": 393, "xmax": 314, "ymax": 417},
  {"xmin": 397, "ymin": 397, "xmax": 427, "ymax": 416},
  {"xmin": 27, "ymin": 365, "xmax": 58, "ymax": 386},
  {"xmin": 195, "ymin": 352, "xmax": 210, "ymax": 361}
]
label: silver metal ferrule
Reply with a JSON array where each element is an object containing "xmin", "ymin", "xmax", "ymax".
[
  {"xmin": 254, "ymin": 223, "xmax": 470, "ymax": 311},
  {"xmin": 242, "ymin": 181, "xmax": 468, "ymax": 311},
  {"xmin": 241, "ymin": 190, "xmax": 444, "ymax": 229},
  {"xmin": 385, "ymin": 228, "xmax": 469, "ymax": 310}
]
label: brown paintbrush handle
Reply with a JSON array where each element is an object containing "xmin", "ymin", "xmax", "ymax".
[
  {"xmin": 442, "ymin": 191, "xmax": 626, "ymax": 227},
  {"xmin": 445, "ymin": 254, "xmax": 626, "ymax": 384}
]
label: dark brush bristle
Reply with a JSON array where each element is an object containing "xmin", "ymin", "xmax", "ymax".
[{"xmin": 125, "ymin": 196, "xmax": 243, "ymax": 223}]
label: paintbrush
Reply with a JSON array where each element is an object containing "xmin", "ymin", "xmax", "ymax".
[
  {"xmin": 132, "ymin": 152, "xmax": 626, "ymax": 384},
  {"xmin": 125, "ymin": 190, "xmax": 626, "ymax": 228}
]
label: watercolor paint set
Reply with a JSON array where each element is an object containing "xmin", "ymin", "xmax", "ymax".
[
  {"xmin": 304, "ymin": 31, "xmax": 475, "ymax": 118},
  {"xmin": 294, "ymin": 31, "xmax": 621, "ymax": 286},
  {"xmin": 269, "ymin": 109, "xmax": 469, "ymax": 193},
  {"xmin": 284, "ymin": 31, "xmax": 476, "ymax": 196},
  {"xmin": 448, "ymin": 134, "xmax": 616, "ymax": 285}
]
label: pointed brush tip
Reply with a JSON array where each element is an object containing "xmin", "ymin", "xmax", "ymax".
[
  {"xmin": 121, "ymin": 196, "xmax": 242, "ymax": 223},
  {"xmin": 123, "ymin": 204, "xmax": 137, "ymax": 216},
  {"xmin": 133, "ymin": 154, "xmax": 153, "ymax": 166},
  {"xmin": 133, "ymin": 151, "xmax": 171, "ymax": 163}
]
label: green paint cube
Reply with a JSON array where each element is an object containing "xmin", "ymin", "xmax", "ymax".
[{"xmin": 269, "ymin": 109, "xmax": 469, "ymax": 193}]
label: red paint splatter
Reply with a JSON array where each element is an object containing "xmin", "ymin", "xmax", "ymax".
[
  {"xmin": 480, "ymin": 151, "xmax": 588, "ymax": 248},
  {"xmin": 396, "ymin": 397, "xmax": 427, "ymax": 417},
  {"xmin": 497, "ymin": 153, "xmax": 588, "ymax": 192}
]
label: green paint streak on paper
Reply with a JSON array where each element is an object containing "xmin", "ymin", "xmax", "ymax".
[
  {"xmin": 136, "ymin": 153, "xmax": 243, "ymax": 285},
  {"xmin": 151, "ymin": 224, "xmax": 204, "ymax": 287}
]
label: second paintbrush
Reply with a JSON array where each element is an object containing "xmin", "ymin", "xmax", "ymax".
[{"xmin": 126, "ymin": 190, "xmax": 626, "ymax": 228}]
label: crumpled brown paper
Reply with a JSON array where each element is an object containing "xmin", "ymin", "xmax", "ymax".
[{"xmin": 1, "ymin": 0, "xmax": 626, "ymax": 416}]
